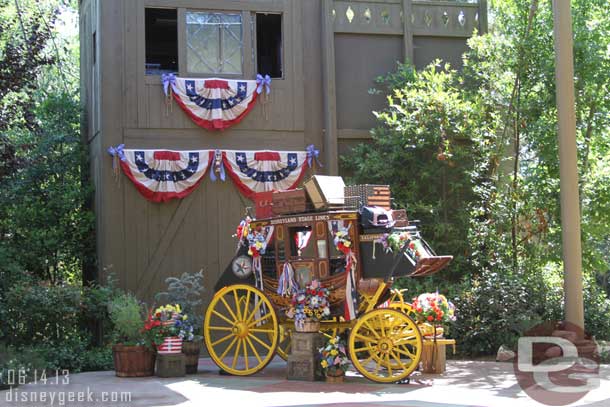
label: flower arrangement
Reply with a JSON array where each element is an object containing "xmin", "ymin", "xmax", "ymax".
[
  {"xmin": 380, "ymin": 231, "xmax": 428, "ymax": 262},
  {"xmin": 143, "ymin": 304, "xmax": 192, "ymax": 346},
  {"xmin": 287, "ymin": 280, "xmax": 331, "ymax": 330},
  {"xmin": 332, "ymin": 230, "xmax": 352, "ymax": 255},
  {"xmin": 411, "ymin": 293, "xmax": 456, "ymax": 325},
  {"xmin": 318, "ymin": 336, "xmax": 349, "ymax": 379}
]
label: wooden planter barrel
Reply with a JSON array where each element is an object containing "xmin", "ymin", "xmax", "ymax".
[
  {"xmin": 182, "ymin": 340, "xmax": 201, "ymax": 374},
  {"xmin": 112, "ymin": 345, "xmax": 156, "ymax": 377}
]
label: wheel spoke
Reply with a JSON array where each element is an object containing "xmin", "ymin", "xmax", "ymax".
[
  {"xmin": 208, "ymin": 325, "xmax": 233, "ymax": 331},
  {"xmin": 373, "ymin": 357, "xmax": 382, "ymax": 376},
  {"xmin": 232, "ymin": 338, "xmax": 241, "ymax": 369},
  {"xmin": 243, "ymin": 289, "xmax": 251, "ymax": 322},
  {"xmin": 211, "ymin": 332, "xmax": 234, "ymax": 347},
  {"xmin": 233, "ymin": 289, "xmax": 243, "ymax": 320},
  {"xmin": 245, "ymin": 336, "xmax": 263, "ymax": 364},
  {"xmin": 248, "ymin": 313, "xmax": 272, "ymax": 328},
  {"xmin": 212, "ymin": 310, "xmax": 236, "ymax": 326},
  {"xmin": 249, "ymin": 328, "xmax": 275, "ymax": 333},
  {"xmin": 395, "ymin": 346, "xmax": 416, "ymax": 359},
  {"xmin": 353, "ymin": 345, "xmax": 376, "ymax": 353},
  {"xmin": 220, "ymin": 296, "xmax": 239, "ymax": 322},
  {"xmin": 249, "ymin": 331, "xmax": 273, "ymax": 350},
  {"xmin": 243, "ymin": 338, "xmax": 249, "ymax": 370},
  {"xmin": 219, "ymin": 336, "xmax": 239, "ymax": 360},
  {"xmin": 363, "ymin": 321, "xmax": 380, "ymax": 339},
  {"xmin": 390, "ymin": 350, "xmax": 404, "ymax": 368},
  {"xmin": 385, "ymin": 353, "xmax": 393, "ymax": 376},
  {"xmin": 354, "ymin": 333, "xmax": 378, "ymax": 344}
]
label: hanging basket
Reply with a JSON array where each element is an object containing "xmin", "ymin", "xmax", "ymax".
[
  {"xmin": 294, "ymin": 319, "xmax": 320, "ymax": 333},
  {"xmin": 157, "ymin": 336, "xmax": 183, "ymax": 354}
]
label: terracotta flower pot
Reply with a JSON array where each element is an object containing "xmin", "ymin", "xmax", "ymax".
[
  {"xmin": 182, "ymin": 340, "xmax": 202, "ymax": 374},
  {"xmin": 112, "ymin": 344, "xmax": 156, "ymax": 377}
]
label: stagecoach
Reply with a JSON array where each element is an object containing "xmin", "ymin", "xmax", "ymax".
[{"xmin": 203, "ymin": 200, "xmax": 453, "ymax": 383}]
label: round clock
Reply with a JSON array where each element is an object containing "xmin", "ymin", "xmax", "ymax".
[{"xmin": 232, "ymin": 255, "xmax": 253, "ymax": 279}]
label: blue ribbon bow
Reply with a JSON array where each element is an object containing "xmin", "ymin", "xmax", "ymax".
[
  {"xmin": 162, "ymin": 73, "xmax": 177, "ymax": 97},
  {"xmin": 256, "ymin": 74, "xmax": 272, "ymax": 95},
  {"xmin": 306, "ymin": 144, "xmax": 323, "ymax": 168},
  {"xmin": 107, "ymin": 144, "xmax": 126, "ymax": 162}
]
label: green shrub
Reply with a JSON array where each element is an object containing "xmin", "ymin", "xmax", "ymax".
[
  {"xmin": 108, "ymin": 293, "xmax": 145, "ymax": 345},
  {"xmin": 155, "ymin": 270, "xmax": 205, "ymax": 335}
]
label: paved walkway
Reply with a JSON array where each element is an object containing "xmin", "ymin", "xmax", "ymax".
[{"xmin": 1, "ymin": 358, "xmax": 608, "ymax": 407}]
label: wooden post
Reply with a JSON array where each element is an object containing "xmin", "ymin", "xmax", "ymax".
[
  {"xmin": 321, "ymin": 0, "xmax": 338, "ymax": 175},
  {"xmin": 552, "ymin": 0, "xmax": 584, "ymax": 330},
  {"xmin": 402, "ymin": 0, "xmax": 413, "ymax": 63},
  {"xmin": 478, "ymin": 0, "xmax": 488, "ymax": 34}
]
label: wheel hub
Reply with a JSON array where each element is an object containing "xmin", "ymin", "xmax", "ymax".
[
  {"xmin": 377, "ymin": 338, "xmax": 393, "ymax": 354},
  {"xmin": 232, "ymin": 322, "xmax": 249, "ymax": 338}
]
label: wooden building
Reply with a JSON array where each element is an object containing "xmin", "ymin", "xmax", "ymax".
[{"xmin": 79, "ymin": 0, "xmax": 486, "ymax": 303}]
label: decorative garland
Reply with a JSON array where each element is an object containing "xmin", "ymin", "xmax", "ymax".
[
  {"xmin": 108, "ymin": 145, "xmax": 322, "ymax": 203},
  {"xmin": 329, "ymin": 221, "xmax": 358, "ymax": 321},
  {"xmin": 162, "ymin": 74, "xmax": 269, "ymax": 130}
]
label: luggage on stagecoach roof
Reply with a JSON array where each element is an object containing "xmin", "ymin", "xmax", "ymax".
[{"xmin": 303, "ymin": 175, "xmax": 345, "ymax": 210}]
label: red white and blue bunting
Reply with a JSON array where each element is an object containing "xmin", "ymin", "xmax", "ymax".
[
  {"xmin": 221, "ymin": 150, "xmax": 309, "ymax": 199},
  {"xmin": 162, "ymin": 74, "xmax": 271, "ymax": 131},
  {"xmin": 108, "ymin": 145, "xmax": 321, "ymax": 203}
]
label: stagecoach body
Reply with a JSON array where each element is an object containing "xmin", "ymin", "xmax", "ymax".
[{"xmin": 205, "ymin": 209, "xmax": 453, "ymax": 382}]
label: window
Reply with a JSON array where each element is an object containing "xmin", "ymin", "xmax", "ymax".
[
  {"xmin": 256, "ymin": 13, "xmax": 283, "ymax": 78},
  {"xmin": 145, "ymin": 8, "xmax": 178, "ymax": 74},
  {"xmin": 186, "ymin": 12, "xmax": 243, "ymax": 75},
  {"xmin": 289, "ymin": 226, "xmax": 315, "ymax": 258}
]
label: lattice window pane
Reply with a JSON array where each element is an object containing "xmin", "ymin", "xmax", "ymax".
[{"xmin": 186, "ymin": 12, "xmax": 243, "ymax": 75}]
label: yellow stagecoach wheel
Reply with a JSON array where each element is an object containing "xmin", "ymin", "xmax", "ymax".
[
  {"xmin": 348, "ymin": 309, "xmax": 422, "ymax": 383},
  {"xmin": 204, "ymin": 284, "xmax": 278, "ymax": 376},
  {"xmin": 275, "ymin": 322, "xmax": 292, "ymax": 360}
]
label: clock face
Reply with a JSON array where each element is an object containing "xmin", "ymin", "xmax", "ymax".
[{"xmin": 232, "ymin": 255, "xmax": 253, "ymax": 279}]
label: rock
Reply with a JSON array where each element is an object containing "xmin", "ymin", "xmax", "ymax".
[
  {"xmin": 544, "ymin": 345, "xmax": 563, "ymax": 358},
  {"xmin": 496, "ymin": 345, "xmax": 516, "ymax": 362}
]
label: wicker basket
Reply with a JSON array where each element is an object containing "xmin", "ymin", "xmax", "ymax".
[
  {"xmin": 325, "ymin": 371, "xmax": 345, "ymax": 383},
  {"xmin": 294, "ymin": 319, "xmax": 320, "ymax": 333}
]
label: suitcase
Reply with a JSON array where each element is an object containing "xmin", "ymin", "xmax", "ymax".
[
  {"xmin": 254, "ymin": 191, "xmax": 274, "ymax": 219},
  {"xmin": 303, "ymin": 175, "xmax": 345, "ymax": 210},
  {"xmin": 272, "ymin": 188, "xmax": 308, "ymax": 215}
]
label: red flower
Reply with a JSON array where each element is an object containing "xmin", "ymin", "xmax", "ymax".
[
  {"xmin": 427, "ymin": 315, "xmax": 434, "ymax": 322},
  {"xmin": 409, "ymin": 242, "xmax": 415, "ymax": 249}
]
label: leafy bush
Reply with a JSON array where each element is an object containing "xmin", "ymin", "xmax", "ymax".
[
  {"xmin": 154, "ymin": 270, "xmax": 205, "ymax": 334},
  {"xmin": 108, "ymin": 294, "xmax": 145, "ymax": 345}
]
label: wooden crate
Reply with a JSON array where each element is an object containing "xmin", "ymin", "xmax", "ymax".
[
  {"xmin": 287, "ymin": 332, "xmax": 324, "ymax": 381},
  {"xmin": 345, "ymin": 185, "xmax": 391, "ymax": 210},
  {"xmin": 421, "ymin": 339, "xmax": 456, "ymax": 374},
  {"xmin": 272, "ymin": 189, "xmax": 307, "ymax": 215},
  {"xmin": 156, "ymin": 353, "xmax": 186, "ymax": 377}
]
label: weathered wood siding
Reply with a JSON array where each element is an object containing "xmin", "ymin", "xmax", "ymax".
[{"xmin": 81, "ymin": 0, "xmax": 485, "ymax": 306}]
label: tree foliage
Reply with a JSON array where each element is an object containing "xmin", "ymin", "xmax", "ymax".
[{"xmin": 344, "ymin": 0, "xmax": 610, "ymax": 352}]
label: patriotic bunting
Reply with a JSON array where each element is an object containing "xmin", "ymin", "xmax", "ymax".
[
  {"xmin": 222, "ymin": 150, "xmax": 310, "ymax": 199},
  {"xmin": 108, "ymin": 145, "xmax": 321, "ymax": 203},
  {"xmin": 109, "ymin": 147, "xmax": 213, "ymax": 203},
  {"xmin": 162, "ymin": 74, "xmax": 262, "ymax": 130}
]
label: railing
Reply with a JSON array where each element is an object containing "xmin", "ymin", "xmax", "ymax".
[{"xmin": 331, "ymin": 0, "xmax": 486, "ymax": 37}]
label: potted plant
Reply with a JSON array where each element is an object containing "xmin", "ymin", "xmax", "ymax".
[
  {"xmin": 318, "ymin": 336, "xmax": 349, "ymax": 383},
  {"xmin": 155, "ymin": 271, "xmax": 204, "ymax": 374},
  {"xmin": 287, "ymin": 280, "xmax": 331, "ymax": 332},
  {"xmin": 109, "ymin": 293, "xmax": 155, "ymax": 377},
  {"xmin": 146, "ymin": 304, "xmax": 186, "ymax": 354}
]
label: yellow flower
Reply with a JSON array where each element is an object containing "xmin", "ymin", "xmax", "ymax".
[
  {"xmin": 182, "ymin": 315, "xmax": 188, "ymax": 320},
  {"xmin": 330, "ymin": 338, "xmax": 336, "ymax": 345},
  {"xmin": 330, "ymin": 349, "xmax": 338, "ymax": 356},
  {"xmin": 175, "ymin": 304, "xmax": 182, "ymax": 313},
  {"xmin": 321, "ymin": 360, "xmax": 328, "ymax": 368}
]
